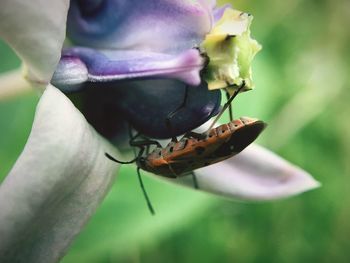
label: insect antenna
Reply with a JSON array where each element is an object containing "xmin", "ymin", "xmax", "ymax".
[
  {"xmin": 190, "ymin": 171, "xmax": 199, "ymax": 189},
  {"xmin": 105, "ymin": 152, "xmax": 138, "ymax": 164},
  {"xmin": 137, "ymin": 167, "xmax": 155, "ymax": 215},
  {"xmin": 206, "ymin": 81, "xmax": 246, "ymax": 132}
]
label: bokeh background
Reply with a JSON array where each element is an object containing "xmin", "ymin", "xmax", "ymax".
[{"xmin": 1, "ymin": 0, "xmax": 350, "ymax": 262}]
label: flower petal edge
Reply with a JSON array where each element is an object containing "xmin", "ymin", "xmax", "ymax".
[{"xmin": 170, "ymin": 144, "xmax": 320, "ymax": 201}]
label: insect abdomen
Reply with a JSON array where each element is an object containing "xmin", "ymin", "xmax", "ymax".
[{"xmin": 140, "ymin": 117, "xmax": 266, "ymax": 178}]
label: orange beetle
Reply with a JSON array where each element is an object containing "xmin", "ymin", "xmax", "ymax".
[
  {"xmin": 105, "ymin": 81, "xmax": 266, "ymax": 214},
  {"xmin": 106, "ymin": 117, "xmax": 266, "ymax": 215},
  {"xmin": 136, "ymin": 117, "xmax": 266, "ymax": 178}
]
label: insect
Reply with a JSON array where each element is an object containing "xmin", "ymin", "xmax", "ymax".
[
  {"xmin": 106, "ymin": 82, "xmax": 266, "ymax": 214},
  {"xmin": 126, "ymin": 117, "xmax": 266, "ymax": 177},
  {"xmin": 106, "ymin": 116, "xmax": 265, "ymax": 214}
]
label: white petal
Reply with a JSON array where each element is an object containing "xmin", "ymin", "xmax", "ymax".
[
  {"xmin": 0, "ymin": 85, "xmax": 120, "ymax": 262},
  {"xmin": 172, "ymin": 144, "xmax": 320, "ymax": 201},
  {"xmin": 0, "ymin": 0, "xmax": 70, "ymax": 84}
]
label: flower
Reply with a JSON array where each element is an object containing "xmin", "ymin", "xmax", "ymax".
[{"xmin": 0, "ymin": 0, "xmax": 320, "ymax": 262}]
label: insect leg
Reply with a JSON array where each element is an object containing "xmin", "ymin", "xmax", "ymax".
[
  {"xmin": 130, "ymin": 137, "xmax": 161, "ymax": 216},
  {"xmin": 107, "ymin": 126, "xmax": 162, "ymax": 164},
  {"xmin": 207, "ymin": 81, "xmax": 246, "ymax": 132},
  {"xmin": 105, "ymin": 132, "xmax": 150, "ymax": 164},
  {"xmin": 165, "ymin": 85, "xmax": 189, "ymax": 142},
  {"xmin": 145, "ymin": 144, "xmax": 151, "ymax": 155},
  {"xmin": 130, "ymin": 139, "xmax": 162, "ymax": 148},
  {"xmin": 184, "ymin": 131, "xmax": 206, "ymax": 140},
  {"xmin": 225, "ymin": 90, "xmax": 233, "ymax": 122},
  {"xmin": 106, "ymin": 153, "xmax": 156, "ymax": 215},
  {"xmin": 137, "ymin": 167, "xmax": 155, "ymax": 215},
  {"xmin": 129, "ymin": 131, "xmax": 163, "ymax": 153},
  {"xmin": 128, "ymin": 124, "xmax": 138, "ymax": 158}
]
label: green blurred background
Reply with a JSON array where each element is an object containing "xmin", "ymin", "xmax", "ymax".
[{"xmin": 1, "ymin": 0, "xmax": 350, "ymax": 262}]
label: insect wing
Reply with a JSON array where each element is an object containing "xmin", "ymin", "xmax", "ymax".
[
  {"xmin": 165, "ymin": 117, "xmax": 266, "ymax": 175},
  {"xmin": 212, "ymin": 118, "xmax": 266, "ymax": 158}
]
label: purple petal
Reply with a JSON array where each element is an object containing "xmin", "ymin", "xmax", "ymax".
[
  {"xmin": 67, "ymin": 0, "xmax": 215, "ymax": 53},
  {"xmin": 51, "ymin": 47, "xmax": 205, "ymax": 90},
  {"xmin": 213, "ymin": 3, "xmax": 232, "ymax": 22}
]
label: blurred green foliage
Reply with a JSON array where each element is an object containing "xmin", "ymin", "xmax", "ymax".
[{"xmin": 1, "ymin": 0, "xmax": 350, "ymax": 262}]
